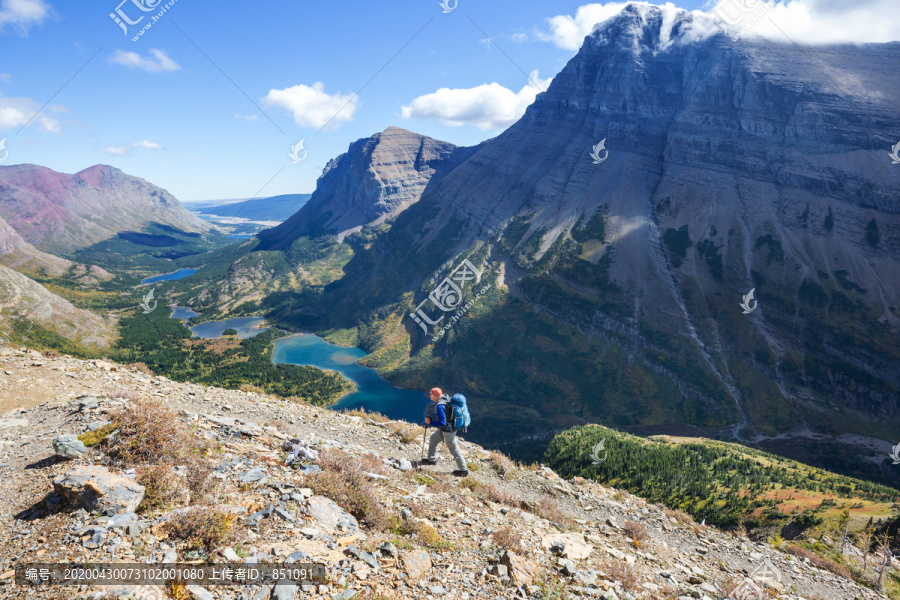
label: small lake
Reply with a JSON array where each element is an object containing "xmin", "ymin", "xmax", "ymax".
[
  {"xmin": 170, "ymin": 306, "xmax": 200, "ymax": 321},
  {"xmin": 190, "ymin": 317, "xmax": 269, "ymax": 339},
  {"xmin": 273, "ymin": 334, "xmax": 430, "ymax": 423},
  {"xmin": 141, "ymin": 268, "xmax": 198, "ymax": 285}
]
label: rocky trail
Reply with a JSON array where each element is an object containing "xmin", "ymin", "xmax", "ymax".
[{"xmin": 0, "ymin": 346, "xmax": 888, "ymax": 600}]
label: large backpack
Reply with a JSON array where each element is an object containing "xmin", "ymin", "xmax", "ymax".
[{"xmin": 443, "ymin": 393, "xmax": 471, "ymax": 433}]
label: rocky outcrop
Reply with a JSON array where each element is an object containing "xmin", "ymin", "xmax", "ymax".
[
  {"xmin": 0, "ymin": 164, "xmax": 213, "ymax": 254},
  {"xmin": 53, "ymin": 466, "xmax": 145, "ymax": 515},
  {"xmin": 256, "ymin": 127, "xmax": 482, "ymax": 249}
]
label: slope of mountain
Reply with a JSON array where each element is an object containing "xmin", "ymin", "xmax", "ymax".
[
  {"xmin": 0, "ymin": 264, "xmax": 115, "ymax": 348},
  {"xmin": 0, "ymin": 164, "xmax": 214, "ymax": 255},
  {"xmin": 252, "ymin": 5, "xmax": 900, "ymax": 474},
  {"xmin": 189, "ymin": 194, "xmax": 312, "ymax": 224},
  {"xmin": 0, "ymin": 214, "xmax": 71, "ymax": 275},
  {"xmin": 256, "ymin": 127, "xmax": 482, "ymax": 249}
]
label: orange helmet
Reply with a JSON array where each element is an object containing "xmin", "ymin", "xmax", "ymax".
[{"xmin": 430, "ymin": 387, "xmax": 443, "ymax": 398}]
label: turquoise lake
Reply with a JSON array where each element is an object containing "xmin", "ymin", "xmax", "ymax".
[
  {"xmin": 189, "ymin": 316, "xmax": 269, "ymax": 339},
  {"xmin": 273, "ymin": 334, "xmax": 430, "ymax": 423},
  {"xmin": 141, "ymin": 268, "xmax": 198, "ymax": 285},
  {"xmin": 170, "ymin": 306, "xmax": 200, "ymax": 320},
  {"xmin": 168, "ymin": 313, "xmax": 430, "ymax": 423}
]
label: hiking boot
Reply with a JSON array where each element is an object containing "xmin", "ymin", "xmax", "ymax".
[
  {"xmin": 452, "ymin": 469, "xmax": 469, "ymax": 477},
  {"xmin": 419, "ymin": 458, "xmax": 437, "ymax": 465}
]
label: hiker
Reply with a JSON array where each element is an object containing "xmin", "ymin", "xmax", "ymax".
[{"xmin": 421, "ymin": 387, "xmax": 471, "ymax": 476}]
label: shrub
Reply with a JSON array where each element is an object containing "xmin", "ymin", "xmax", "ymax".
[
  {"xmin": 238, "ymin": 383, "xmax": 265, "ymax": 394},
  {"xmin": 487, "ymin": 451, "xmax": 516, "ymax": 476},
  {"xmin": 602, "ymin": 559, "xmax": 638, "ymax": 591},
  {"xmin": 389, "ymin": 422, "xmax": 421, "ymax": 444},
  {"xmin": 390, "ymin": 518, "xmax": 452, "ymax": 550},
  {"xmin": 343, "ymin": 408, "xmax": 390, "ymax": 423},
  {"xmin": 137, "ymin": 465, "xmax": 183, "ymax": 513},
  {"xmin": 532, "ymin": 498, "xmax": 573, "ymax": 531},
  {"xmin": 491, "ymin": 524, "xmax": 525, "ymax": 554},
  {"xmin": 623, "ymin": 520, "xmax": 649, "ymax": 544},
  {"xmin": 108, "ymin": 398, "xmax": 194, "ymax": 464},
  {"xmin": 108, "ymin": 398, "xmax": 217, "ymax": 503},
  {"xmin": 782, "ymin": 544, "xmax": 852, "ymax": 579},
  {"xmin": 167, "ymin": 508, "xmax": 238, "ymax": 553},
  {"xmin": 125, "ymin": 363, "xmax": 154, "ymax": 376}
]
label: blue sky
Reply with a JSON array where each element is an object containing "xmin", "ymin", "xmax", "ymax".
[{"xmin": 1, "ymin": 0, "xmax": 896, "ymax": 201}]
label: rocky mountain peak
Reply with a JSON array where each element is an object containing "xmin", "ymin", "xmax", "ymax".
[
  {"xmin": 585, "ymin": 3, "xmax": 714, "ymax": 55},
  {"xmin": 256, "ymin": 127, "xmax": 482, "ymax": 249}
]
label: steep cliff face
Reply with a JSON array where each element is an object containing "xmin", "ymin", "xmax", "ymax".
[
  {"xmin": 0, "ymin": 164, "xmax": 214, "ymax": 255},
  {"xmin": 256, "ymin": 127, "xmax": 482, "ymax": 249},
  {"xmin": 288, "ymin": 5, "xmax": 900, "ymax": 464}
]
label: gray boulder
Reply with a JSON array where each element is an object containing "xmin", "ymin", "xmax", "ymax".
[
  {"xmin": 54, "ymin": 466, "xmax": 145, "ymax": 515},
  {"xmin": 53, "ymin": 434, "xmax": 88, "ymax": 459}
]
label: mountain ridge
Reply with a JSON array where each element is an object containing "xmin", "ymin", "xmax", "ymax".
[{"xmin": 0, "ymin": 164, "xmax": 215, "ymax": 255}]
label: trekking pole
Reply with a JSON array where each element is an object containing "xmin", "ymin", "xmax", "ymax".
[{"xmin": 420, "ymin": 426, "xmax": 427, "ymax": 463}]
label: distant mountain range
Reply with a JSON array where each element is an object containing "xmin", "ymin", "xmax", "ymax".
[
  {"xmin": 187, "ymin": 194, "xmax": 311, "ymax": 225},
  {"xmin": 0, "ymin": 164, "xmax": 213, "ymax": 255}
]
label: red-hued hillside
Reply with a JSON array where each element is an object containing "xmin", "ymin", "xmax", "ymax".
[{"xmin": 0, "ymin": 164, "xmax": 213, "ymax": 255}]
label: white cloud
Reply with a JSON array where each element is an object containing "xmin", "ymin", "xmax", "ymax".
[
  {"xmin": 234, "ymin": 114, "xmax": 260, "ymax": 122},
  {"xmin": 401, "ymin": 71, "xmax": 553, "ymax": 131},
  {"xmin": 0, "ymin": 73, "xmax": 10, "ymax": 83},
  {"xmin": 539, "ymin": 2, "xmax": 646, "ymax": 51},
  {"xmin": 0, "ymin": 94, "xmax": 64, "ymax": 133},
  {"xmin": 109, "ymin": 49, "xmax": 181, "ymax": 73},
  {"xmin": 0, "ymin": 0, "xmax": 52, "ymax": 34},
  {"xmin": 133, "ymin": 140, "xmax": 163, "ymax": 150},
  {"xmin": 38, "ymin": 116, "xmax": 59, "ymax": 133},
  {"xmin": 261, "ymin": 82, "xmax": 358, "ymax": 130},
  {"xmin": 103, "ymin": 140, "xmax": 164, "ymax": 156},
  {"xmin": 509, "ymin": 33, "xmax": 529, "ymax": 43},
  {"xmin": 745, "ymin": 0, "xmax": 900, "ymax": 44},
  {"xmin": 541, "ymin": 1, "xmax": 900, "ymax": 51}
]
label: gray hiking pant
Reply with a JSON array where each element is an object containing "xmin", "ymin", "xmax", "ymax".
[{"xmin": 427, "ymin": 428, "xmax": 467, "ymax": 471}]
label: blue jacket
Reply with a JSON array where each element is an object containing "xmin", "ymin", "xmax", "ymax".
[{"xmin": 426, "ymin": 396, "xmax": 450, "ymax": 428}]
